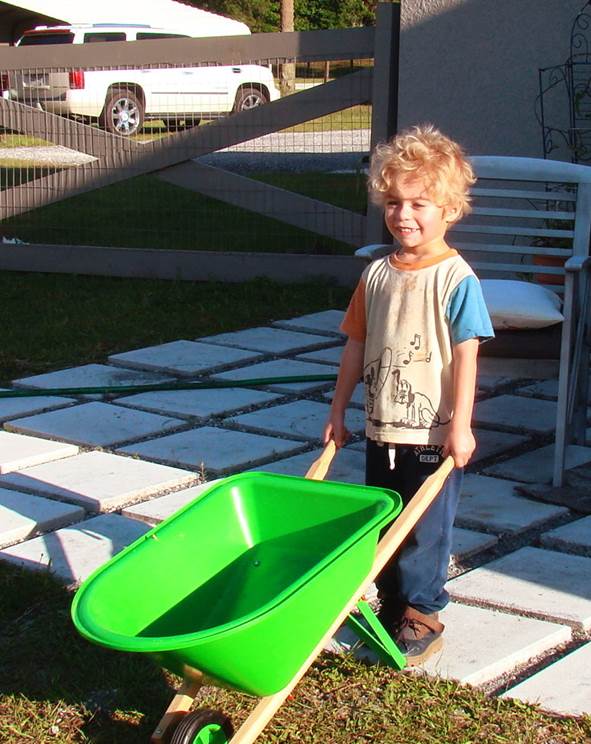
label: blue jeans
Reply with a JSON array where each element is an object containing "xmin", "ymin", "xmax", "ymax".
[{"xmin": 365, "ymin": 439, "xmax": 463, "ymax": 616}]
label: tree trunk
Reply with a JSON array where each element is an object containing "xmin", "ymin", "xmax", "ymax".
[{"xmin": 280, "ymin": 0, "xmax": 296, "ymax": 96}]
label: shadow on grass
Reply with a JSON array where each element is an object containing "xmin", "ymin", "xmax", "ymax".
[
  {"xmin": 0, "ymin": 562, "xmax": 175, "ymax": 742},
  {"xmin": 0, "ymin": 169, "xmax": 365, "ymax": 254}
]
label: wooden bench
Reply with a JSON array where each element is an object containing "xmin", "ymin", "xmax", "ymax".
[{"xmin": 355, "ymin": 156, "xmax": 591, "ymax": 486}]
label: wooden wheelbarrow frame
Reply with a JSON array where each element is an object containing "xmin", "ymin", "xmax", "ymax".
[{"xmin": 151, "ymin": 442, "xmax": 455, "ymax": 743}]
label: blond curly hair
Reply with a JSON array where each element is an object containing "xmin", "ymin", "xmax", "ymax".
[{"xmin": 368, "ymin": 124, "xmax": 476, "ymax": 219}]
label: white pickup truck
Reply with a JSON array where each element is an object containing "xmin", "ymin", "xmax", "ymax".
[{"xmin": 10, "ymin": 23, "xmax": 280, "ymax": 136}]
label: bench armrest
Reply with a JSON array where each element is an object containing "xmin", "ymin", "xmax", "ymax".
[
  {"xmin": 565, "ymin": 255, "xmax": 591, "ymax": 272},
  {"xmin": 354, "ymin": 243, "xmax": 393, "ymax": 261}
]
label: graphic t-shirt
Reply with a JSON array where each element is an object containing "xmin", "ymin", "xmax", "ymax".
[{"xmin": 342, "ymin": 249, "xmax": 494, "ymax": 445}]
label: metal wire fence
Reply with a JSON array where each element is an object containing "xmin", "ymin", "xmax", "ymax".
[{"xmin": 0, "ymin": 6, "xmax": 399, "ymax": 277}]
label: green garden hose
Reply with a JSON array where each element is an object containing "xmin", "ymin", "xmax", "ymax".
[{"xmin": 0, "ymin": 374, "xmax": 339, "ymax": 398}]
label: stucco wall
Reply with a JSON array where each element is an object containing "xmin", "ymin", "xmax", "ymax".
[{"xmin": 398, "ymin": 0, "xmax": 584, "ymax": 158}]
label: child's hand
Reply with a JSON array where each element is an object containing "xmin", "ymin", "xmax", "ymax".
[
  {"xmin": 323, "ymin": 415, "xmax": 350, "ymax": 449},
  {"xmin": 443, "ymin": 427, "xmax": 475, "ymax": 468}
]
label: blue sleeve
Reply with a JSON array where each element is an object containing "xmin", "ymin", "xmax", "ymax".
[{"xmin": 446, "ymin": 275, "xmax": 495, "ymax": 345}]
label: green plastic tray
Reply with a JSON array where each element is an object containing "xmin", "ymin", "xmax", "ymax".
[{"xmin": 72, "ymin": 472, "xmax": 401, "ymax": 696}]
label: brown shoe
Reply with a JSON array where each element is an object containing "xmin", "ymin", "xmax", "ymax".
[{"xmin": 395, "ymin": 606, "xmax": 444, "ymax": 666}]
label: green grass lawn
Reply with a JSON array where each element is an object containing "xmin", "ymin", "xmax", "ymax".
[
  {"xmin": 0, "ymin": 133, "xmax": 52, "ymax": 148},
  {"xmin": 0, "ymin": 272, "xmax": 350, "ymax": 385},
  {"xmin": 0, "ymin": 170, "xmax": 366, "ymax": 254}
]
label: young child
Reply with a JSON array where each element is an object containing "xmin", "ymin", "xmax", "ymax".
[{"xmin": 324, "ymin": 124, "xmax": 494, "ymax": 665}]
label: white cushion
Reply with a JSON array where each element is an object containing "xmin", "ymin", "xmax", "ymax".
[{"xmin": 481, "ymin": 279, "xmax": 564, "ymax": 330}]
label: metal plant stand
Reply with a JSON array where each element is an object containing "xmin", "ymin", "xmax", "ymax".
[{"xmin": 538, "ymin": 0, "xmax": 591, "ymax": 163}]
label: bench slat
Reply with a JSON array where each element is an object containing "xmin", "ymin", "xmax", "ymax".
[
  {"xmin": 470, "ymin": 206, "xmax": 574, "ymax": 221},
  {"xmin": 471, "ymin": 186, "xmax": 577, "ymax": 202},
  {"xmin": 454, "ymin": 242, "xmax": 571, "ymax": 257},
  {"xmin": 451, "ymin": 223, "xmax": 574, "ymax": 238},
  {"xmin": 471, "ymin": 261, "xmax": 564, "ymax": 274}
]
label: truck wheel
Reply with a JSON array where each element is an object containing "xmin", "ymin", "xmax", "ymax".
[
  {"xmin": 233, "ymin": 86, "xmax": 269, "ymax": 113},
  {"xmin": 100, "ymin": 87, "xmax": 144, "ymax": 136}
]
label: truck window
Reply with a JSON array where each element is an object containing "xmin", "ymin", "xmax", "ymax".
[
  {"xmin": 136, "ymin": 33, "xmax": 190, "ymax": 40},
  {"xmin": 19, "ymin": 32, "xmax": 75, "ymax": 45},
  {"xmin": 84, "ymin": 33, "xmax": 127, "ymax": 43}
]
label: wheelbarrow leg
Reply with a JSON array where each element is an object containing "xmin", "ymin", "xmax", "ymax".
[
  {"xmin": 151, "ymin": 678, "xmax": 203, "ymax": 743},
  {"xmin": 231, "ymin": 456, "xmax": 455, "ymax": 744},
  {"xmin": 345, "ymin": 600, "xmax": 406, "ymax": 669}
]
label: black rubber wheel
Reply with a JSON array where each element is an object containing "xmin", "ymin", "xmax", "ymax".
[
  {"xmin": 100, "ymin": 87, "xmax": 144, "ymax": 136},
  {"xmin": 233, "ymin": 86, "xmax": 269, "ymax": 113},
  {"xmin": 170, "ymin": 709, "xmax": 234, "ymax": 744}
]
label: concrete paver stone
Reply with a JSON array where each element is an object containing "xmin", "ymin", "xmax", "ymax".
[
  {"xmin": 0, "ymin": 389, "xmax": 76, "ymax": 423},
  {"xmin": 515, "ymin": 379, "xmax": 559, "ymax": 401},
  {"xmin": 0, "ymin": 451, "xmax": 197, "ymax": 512},
  {"xmin": 324, "ymin": 384, "xmax": 365, "ymax": 409},
  {"xmin": 346, "ymin": 440, "xmax": 367, "ymax": 453},
  {"xmin": 200, "ymin": 326, "xmax": 332, "ymax": 354},
  {"xmin": 0, "ymin": 487, "xmax": 85, "ymax": 549},
  {"xmin": 471, "ymin": 428, "xmax": 529, "ymax": 464},
  {"xmin": 474, "ymin": 395, "xmax": 557, "ymax": 434},
  {"xmin": 229, "ymin": 399, "xmax": 365, "ymax": 441},
  {"xmin": 114, "ymin": 387, "xmax": 280, "ymax": 420},
  {"xmin": 109, "ymin": 340, "xmax": 261, "ymax": 377},
  {"xmin": 249, "ymin": 447, "xmax": 366, "ymax": 484},
  {"xmin": 516, "ymin": 377, "xmax": 591, "ymax": 402},
  {"xmin": 272, "ymin": 309, "xmax": 345, "ymax": 336},
  {"xmin": 296, "ymin": 346, "xmax": 345, "ymax": 365},
  {"xmin": 501, "ymin": 641, "xmax": 591, "ymax": 717},
  {"xmin": 540, "ymin": 516, "xmax": 591, "ymax": 556},
  {"xmin": 213, "ymin": 358, "xmax": 337, "ymax": 393},
  {"xmin": 119, "ymin": 425, "xmax": 307, "ymax": 474},
  {"xmin": 447, "ymin": 546, "xmax": 591, "ymax": 630},
  {"xmin": 457, "ymin": 474, "xmax": 569, "ymax": 534},
  {"xmin": 13, "ymin": 363, "xmax": 174, "ymax": 395},
  {"xmin": 0, "ymin": 431, "xmax": 78, "ymax": 474},
  {"xmin": 6, "ymin": 401, "xmax": 186, "ymax": 448},
  {"xmin": 452, "ymin": 527, "xmax": 498, "ymax": 560},
  {"xmin": 419, "ymin": 602, "xmax": 571, "ymax": 686},
  {"xmin": 477, "ymin": 375, "xmax": 516, "ymax": 392},
  {"xmin": 0, "ymin": 513, "xmax": 150, "ymax": 584},
  {"xmin": 123, "ymin": 480, "xmax": 222, "ymax": 524},
  {"xmin": 483, "ymin": 443, "xmax": 591, "ymax": 484}
]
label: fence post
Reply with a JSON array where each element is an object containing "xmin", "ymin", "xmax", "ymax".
[{"xmin": 365, "ymin": 0, "xmax": 401, "ymax": 245}]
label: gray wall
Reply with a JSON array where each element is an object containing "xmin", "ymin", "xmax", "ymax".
[{"xmin": 398, "ymin": 0, "xmax": 583, "ymax": 158}]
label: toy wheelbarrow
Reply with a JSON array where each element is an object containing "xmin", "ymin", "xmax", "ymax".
[{"xmin": 71, "ymin": 443, "xmax": 454, "ymax": 743}]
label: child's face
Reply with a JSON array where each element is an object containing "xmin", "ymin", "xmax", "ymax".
[{"xmin": 384, "ymin": 175, "xmax": 457, "ymax": 254}]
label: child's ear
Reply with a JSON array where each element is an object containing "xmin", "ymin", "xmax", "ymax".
[{"xmin": 445, "ymin": 205, "xmax": 460, "ymax": 222}]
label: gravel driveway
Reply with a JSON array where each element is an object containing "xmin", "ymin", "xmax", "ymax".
[{"xmin": 1, "ymin": 128, "xmax": 371, "ymax": 172}]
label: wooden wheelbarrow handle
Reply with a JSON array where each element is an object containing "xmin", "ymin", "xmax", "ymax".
[{"xmin": 305, "ymin": 440, "xmax": 337, "ymax": 480}]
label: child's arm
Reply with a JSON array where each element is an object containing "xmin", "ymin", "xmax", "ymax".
[
  {"xmin": 445, "ymin": 337, "xmax": 479, "ymax": 467},
  {"xmin": 323, "ymin": 337, "xmax": 365, "ymax": 448}
]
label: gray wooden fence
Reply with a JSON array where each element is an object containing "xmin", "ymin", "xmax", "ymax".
[{"xmin": 0, "ymin": 2, "xmax": 400, "ymax": 285}]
